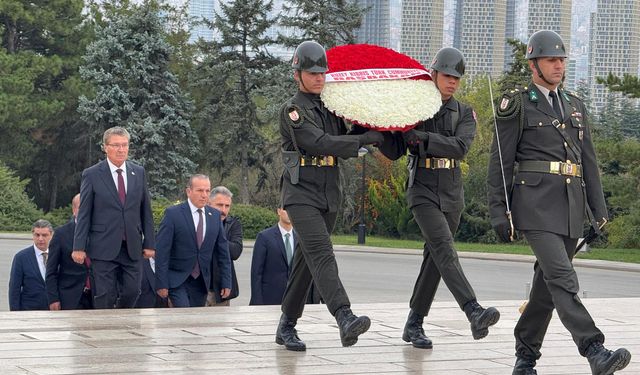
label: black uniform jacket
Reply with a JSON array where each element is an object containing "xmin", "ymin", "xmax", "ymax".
[
  {"xmin": 487, "ymin": 83, "xmax": 607, "ymax": 238},
  {"xmin": 280, "ymin": 91, "xmax": 361, "ymax": 212},
  {"xmin": 382, "ymin": 98, "xmax": 476, "ymax": 212}
]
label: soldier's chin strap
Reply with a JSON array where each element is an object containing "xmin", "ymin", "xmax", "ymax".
[
  {"xmin": 532, "ymin": 59, "xmax": 566, "ymax": 86},
  {"xmin": 488, "ymin": 74, "xmax": 515, "ymax": 241}
]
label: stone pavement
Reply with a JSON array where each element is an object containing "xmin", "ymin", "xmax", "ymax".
[{"xmin": 0, "ymin": 298, "xmax": 637, "ymax": 374}]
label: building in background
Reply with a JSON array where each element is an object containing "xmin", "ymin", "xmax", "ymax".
[
  {"xmin": 400, "ymin": 0, "xmax": 444, "ymax": 66},
  {"xmin": 588, "ymin": 0, "xmax": 640, "ymax": 113},
  {"xmin": 453, "ymin": 0, "xmax": 507, "ymax": 77},
  {"xmin": 355, "ymin": 0, "xmax": 391, "ymax": 48}
]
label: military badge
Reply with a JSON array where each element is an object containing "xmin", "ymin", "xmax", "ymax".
[
  {"xmin": 500, "ymin": 97, "xmax": 510, "ymax": 110},
  {"xmin": 289, "ymin": 109, "xmax": 300, "ymax": 122},
  {"xmin": 579, "ymin": 130, "xmax": 584, "ymax": 141}
]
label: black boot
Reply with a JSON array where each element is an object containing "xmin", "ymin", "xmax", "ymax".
[
  {"xmin": 335, "ymin": 306, "xmax": 371, "ymax": 347},
  {"xmin": 512, "ymin": 357, "xmax": 537, "ymax": 375},
  {"xmin": 463, "ymin": 300, "xmax": 500, "ymax": 340},
  {"xmin": 402, "ymin": 309, "xmax": 433, "ymax": 349},
  {"xmin": 585, "ymin": 342, "xmax": 631, "ymax": 375},
  {"xmin": 275, "ymin": 314, "xmax": 306, "ymax": 351}
]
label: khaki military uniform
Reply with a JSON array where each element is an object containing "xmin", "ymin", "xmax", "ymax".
[{"xmin": 487, "ymin": 83, "xmax": 607, "ymax": 360}]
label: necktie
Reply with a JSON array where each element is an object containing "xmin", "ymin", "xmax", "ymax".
[
  {"xmin": 549, "ymin": 91, "xmax": 563, "ymax": 120},
  {"xmin": 284, "ymin": 233, "xmax": 293, "ymax": 266},
  {"xmin": 192, "ymin": 209, "xmax": 203, "ymax": 279},
  {"xmin": 116, "ymin": 169, "xmax": 126, "ymax": 205},
  {"xmin": 42, "ymin": 252, "xmax": 48, "ymax": 266}
]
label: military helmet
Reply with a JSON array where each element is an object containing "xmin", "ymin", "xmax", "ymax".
[
  {"xmin": 526, "ymin": 30, "xmax": 567, "ymax": 59},
  {"xmin": 430, "ymin": 47, "xmax": 465, "ymax": 77},
  {"xmin": 291, "ymin": 41, "xmax": 328, "ymax": 73}
]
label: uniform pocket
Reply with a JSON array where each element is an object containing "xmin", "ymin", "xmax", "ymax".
[{"xmin": 513, "ymin": 172, "xmax": 543, "ymax": 187}]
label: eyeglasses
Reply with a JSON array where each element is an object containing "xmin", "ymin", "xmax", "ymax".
[{"xmin": 106, "ymin": 143, "xmax": 129, "ymax": 149}]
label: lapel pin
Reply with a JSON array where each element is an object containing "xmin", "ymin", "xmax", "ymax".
[
  {"xmin": 208, "ymin": 212, "xmax": 212, "ymax": 216},
  {"xmin": 131, "ymin": 171, "xmax": 135, "ymax": 175}
]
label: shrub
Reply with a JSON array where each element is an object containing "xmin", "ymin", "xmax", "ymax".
[
  {"xmin": 0, "ymin": 163, "xmax": 44, "ymax": 231},
  {"xmin": 151, "ymin": 197, "xmax": 177, "ymax": 229},
  {"xmin": 231, "ymin": 204, "xmax": 277, "ymax": 239}
]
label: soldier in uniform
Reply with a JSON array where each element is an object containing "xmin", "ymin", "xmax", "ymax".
[
  {"xmin": 275, "ymin": 40, "xmax": 384, "ymax": 351},
  {"xmin": 488, "ymin": 30, "xmax": 631, "ymax": 375},
  {"xmin": 381, "ymin": 47, "xmax": 501, "ymax": 349}
]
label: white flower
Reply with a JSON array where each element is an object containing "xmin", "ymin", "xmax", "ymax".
[{"xmin": 321, "ymin": 80, "xmax": 441, "ymax": 130}]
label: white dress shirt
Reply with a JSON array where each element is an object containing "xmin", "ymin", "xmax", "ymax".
[
  {"xmin": 33, "ymin": 245, "xmax": 48, "ymax": 280},
  {"xmin": 107, "ymin": 158, "xmax": 127, "ymax": 194},
  {"xmin": 187, "ymin": 199, "xmax": 207, "ymax": 242},
  {"xmin": 278, "ymin": 224, "xmax": 294, "ymax": 256},
  {"xmin": 534, "ymin": 83, "xmax": 564, "ymax": 118}
]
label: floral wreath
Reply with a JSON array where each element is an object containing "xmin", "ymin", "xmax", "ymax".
[{"xmin": 321, "ymin": 44, "xmax": 441, "ymax": 131}]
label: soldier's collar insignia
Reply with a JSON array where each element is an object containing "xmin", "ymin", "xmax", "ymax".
[
  {"xmin": 529, "ymin": 90, "xmax": 539, "ymax": 102},
  {"xmin": 561, "ymin": 90, "xmax": 571, "ymax": 102}
]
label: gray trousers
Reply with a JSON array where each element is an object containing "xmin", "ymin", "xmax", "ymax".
[
  {"xmin": 517, "ymin": 230, "xmax": 604, "ymax": 359},
  {"xmin": 410, "ymin": 202, "xmax": 476, "ymax": 316},
  {"xmin": 281, "ymin": 204, "xmax": 350, "ymax": 319}
]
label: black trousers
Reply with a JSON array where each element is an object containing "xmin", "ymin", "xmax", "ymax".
[
  {"xmin": 516, "ymin": 231, "xmax": 604, "ymax": 359},
  {"xmin": 92, "ymin": 242, "xmax": 141, "ymax": 309},
  {"xmin": 410, "ymin": 202, "xmax": 476, "ymax": 316},
  {"xmin": 281, "ymin": 204, "xmax": 350, "ymax": 319}
]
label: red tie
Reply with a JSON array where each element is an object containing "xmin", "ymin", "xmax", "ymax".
[
  {"xmin": 116, "ymin": 169, "xmax": 126, "ymax": 205},
  {"xmin": 191, "ymin": 209, "xmax": 203, "ymax": 279}
]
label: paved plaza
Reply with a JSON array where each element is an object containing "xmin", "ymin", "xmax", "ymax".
[{"xmin": 0, "ymin": 298, "xmax": 637, "ymax": 374}]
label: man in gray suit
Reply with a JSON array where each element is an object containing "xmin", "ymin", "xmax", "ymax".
[{"xmin": 73, "ymin": 126, "xmax": 155, "ymax": 309}]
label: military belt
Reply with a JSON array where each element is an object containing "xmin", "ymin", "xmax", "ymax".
[
  {"xmin": 300, "ymin": 155, "xmax": 336, "ymax": 167},
  {"xmin": 417, "ymin": 157, "xmax": 460, "ymax": 169},
  {"xmin": 518, "ymin": 160, "xmax": 582, "ymax": 177}
]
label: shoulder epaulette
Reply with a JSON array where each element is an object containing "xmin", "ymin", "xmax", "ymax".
[{"xmin": 496, "ymin": 85, "xmax": 527, "ymax": 119}]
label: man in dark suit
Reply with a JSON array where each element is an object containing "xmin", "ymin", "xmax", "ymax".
[
  {"xmin": 250, "ymin": 207, "xmax": 295, "ymax": 305},
  {"xmin": 73, "ymin": 126, "xmax": 155, "ymax": 309},
  {"xmin": 9, "ymin": 220, "xmax": 53, "ymax": 311},
  {"xmin": 46, "ymin": 194, "xmax": 92, "ymax": 310},
  {"xmin": 207, "ymin": 186, "xmax": 243, "ymax": 306},
  {"xmin": 155, "ymin": 175, "xmax": 232, "ymax": 307},
  {"xmin": 135, "ymin": 258, "xmax": 167, "ymax": 308}
]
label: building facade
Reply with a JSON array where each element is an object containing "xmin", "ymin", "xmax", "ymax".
[
  {"xmin": 588, "ymin": 0, "xmax": 640, "ymax": 113},
  {"xmin": 453, "ymin": 0, "xmax": 507, "ymax": 77},
  {"xmin": 356, "ymin": 0, "xmax": 391, "ymax": 47},
  {"xmin": 400, "ymin": 0, "xmax": 444, "ymax": 67}
]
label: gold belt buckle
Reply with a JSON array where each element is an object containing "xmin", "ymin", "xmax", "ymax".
[
  {"xmin": 562, "ymin": 162, "xmax": 575, "ymax": 176},
  {"xmin": 549, "ymin": 161, "xmax": 560, "ymax": 174},
  {"xmin": 326, "ymin": 156, "xmax": 334, "ymax": 166},
  {"xmin": 319, "ymin": 157, "xmax": 327, "ymax": 166},
  {"xmin": 436, "ymin": 158, "xmax": 450, "ymax": 169}
]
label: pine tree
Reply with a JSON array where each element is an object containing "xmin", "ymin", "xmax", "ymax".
[
  {"xmin": 192, "ymin": 0, "xmax": 280, "ymax": 204},
  {"xmin": 0, "ymin": 0, "xmax": 91, "ymax": 211},
  {"xmin": 278, "ymin": 0, "xmax": 366, "ymax": 48},
  {"xmin": 78, "ymin": 0, "xmax": 198, "ymax": 198}
]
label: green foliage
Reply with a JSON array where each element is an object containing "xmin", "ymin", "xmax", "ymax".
[
  {"xmin": 151, "ymin": 197, "xmax": 177, "ymax": 229},
  {"xmin": 191, "ymin": 0, "xmax": 281, "ymax": 204},
  {"xmin": 366, "ymin": 155, "xmax": 420, "ymax": 239},
  {"xmin": 230, "ymin": 204, "xmax": 278, "ymax": 239},
  {"xmin": 596, "ymin": 73, "xmax": 640, "ymax": 98},
  {"xmin": 278, "ymin": 0, "xmax": 366, "ymax": 48},
  {"xmin": 498, "ymin": 39, "xmax": 530, "ymax": 91},
  {"xmin": 79, "ymin": 0, "xmax": 198, "ymax": 199},
  {"xmin": 0, "ymin": 0, "xmax": 91, "ymax": 211},
  {"xmin": 45, "ymin": 205, "xmax": 73, "ymax": 228},
  {"xmin": 0, "ymin": 163, "xmax": 43, "ymax": 231},
  {"xmin": 606, "ymin": 205, "xmax": 640, "ymax": 249}
]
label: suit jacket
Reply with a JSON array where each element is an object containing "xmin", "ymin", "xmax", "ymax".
[
  {"xmin": 211, "ymin": 216, "xmax": 242, "ymax": 302},
  {"xmin": 46, "ymin": 219, "xmax": 91, "ymax": 309},
  {"xmin": 73, "ymin": 159, "xmax": 155, "ymax": 261},
  {"xmin": 488, "ymin": 84, "xmax": 607, "ymax": 238},
  {"xmin": 135, "ymin": 259, "xmax": 166, "ymax": 308},
  {"xmin": 250, "ymin": 225, "xmax": 295, "ymax": 305},
  {"xmin": 9, "ymin": 246, "xmax": 48, "ymax": 311},
  {"xmin": 155, "ymin": 202, "xmax": 232, "ymax": 292}
]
